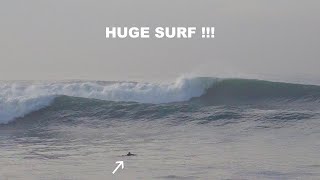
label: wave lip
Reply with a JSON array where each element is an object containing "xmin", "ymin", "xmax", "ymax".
[{"xmin": 0, "ymin": 95, "xmax": 56, "ymax": 124}]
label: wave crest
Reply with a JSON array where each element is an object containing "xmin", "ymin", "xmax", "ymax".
[
  {"xmin": 2, "ymin": 77, "xmax": 320, "ymax": 124},
  {"xmin": 0, "ymin": 76, "xmax": 214, "ymax": 123}
]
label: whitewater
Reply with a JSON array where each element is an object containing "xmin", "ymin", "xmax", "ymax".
[{"xmin": 0, "ymin": 77, "xmax": 216, "ymax": 124}]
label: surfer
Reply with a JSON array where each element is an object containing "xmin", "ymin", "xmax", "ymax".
[{"xmin": 126, "ymin": 152, "xmax": 136, "ymax": 156}]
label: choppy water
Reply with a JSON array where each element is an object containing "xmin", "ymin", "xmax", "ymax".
[{"xmin": 1, "ymin": 77, "xmax": 320, "ymax": 179}]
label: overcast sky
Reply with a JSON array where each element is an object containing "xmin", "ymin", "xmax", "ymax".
[{"xmin": 0, "ymin": 0, "xmax": 319, "ymax": 83}]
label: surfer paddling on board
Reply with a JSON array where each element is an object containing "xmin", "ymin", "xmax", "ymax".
[{"xmin": 125, "ymin": 152, "xmax": 136, "ymax": 156}]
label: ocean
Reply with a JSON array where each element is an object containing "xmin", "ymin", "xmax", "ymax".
[{"xmin": 1, "ymin": 77, "xmax": 320, "ymax": 179}]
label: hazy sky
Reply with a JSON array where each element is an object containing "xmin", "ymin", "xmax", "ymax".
[{"xmin": 0, "ymin": 0, "xmax": 319, "ymax": 83}]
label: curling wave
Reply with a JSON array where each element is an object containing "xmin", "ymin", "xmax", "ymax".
[
  {"xmin": 1, "ymin": 77, "xmax": 320, "ymax": 124},
  {"xmin": 0, "ymin": 76, "xmax": 215, "ymax": 124}
]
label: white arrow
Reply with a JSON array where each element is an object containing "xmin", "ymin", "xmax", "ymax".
[{"xmin": 112, "ymin": 161, "xmax": 124, "ymax": 174}]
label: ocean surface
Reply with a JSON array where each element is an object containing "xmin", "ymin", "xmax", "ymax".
[{"xmin": 1, "ymin": 77, "xmax": 320, "ymax": 179}]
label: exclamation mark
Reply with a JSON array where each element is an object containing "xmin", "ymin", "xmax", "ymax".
[
  {"xmin": 202, "ymin": 27, "xmax": 206, "ymax": 38},
  {"xmin": 211, "ymin": 27, "xmax": 215, "ymax": 38},
  {"xmin": 206, "ymin": 27, "xmax": 210, "ymax": 38},
  {"xmin": 202, "ymin": 27, "xmax": 215, "ymax": 38}
]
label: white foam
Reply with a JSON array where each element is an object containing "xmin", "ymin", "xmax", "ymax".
[{"xmin": 0, "ymin": 76, "xmax": 216, "ymax": 124}]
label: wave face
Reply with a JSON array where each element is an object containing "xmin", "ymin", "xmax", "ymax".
[
  {"xmin": 1, "ymin": 77, "xmax": 320, "ymax": 124},
  {"xmin": 0, "ymin": 77, "xmax": 215, "ymax": 124},
  {"xmin": 195, "ymin": 79, "xmax": 320, "ymax": 104}
]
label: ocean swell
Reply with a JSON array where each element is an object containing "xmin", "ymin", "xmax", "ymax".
[{"xmin": 195, "ymin": 79, "xmax": 320, "ymax": 104}]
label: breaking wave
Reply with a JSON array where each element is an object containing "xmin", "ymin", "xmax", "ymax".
[
  {"xmin": 1, "ymin": 77, "xmax": 320, "ymax": 124},
  {"xmin": 0, "ymin": 76, "xmax": 215, "ymax": 124}
]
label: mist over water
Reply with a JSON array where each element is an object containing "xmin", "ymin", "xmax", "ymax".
[{"xmin": 1, "ymin": 77, "xmax": 320, "ymax": 179}]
